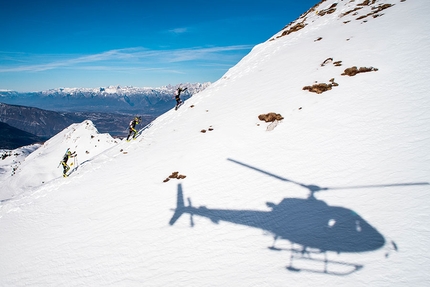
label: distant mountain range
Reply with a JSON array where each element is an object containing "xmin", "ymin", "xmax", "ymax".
[
  {"xmin": 0, "ymin": 102, "xmax": 151, "ymax": 140},
  {"xmin": 0, "ymin": 83, "xmax": 210, "ymax": 113},
  {"xmin": 0, "ymin": 83, "xmax": 210, "ymax": 148}
]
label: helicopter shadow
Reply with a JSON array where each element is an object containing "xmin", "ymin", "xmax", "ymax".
[
  {"xmin": 170, "ymin": 184, "xmax": 384, "ymax": 275},
  {"xmin": 169, "ymin": 159, "xmax": 429, "ymax": 275}
]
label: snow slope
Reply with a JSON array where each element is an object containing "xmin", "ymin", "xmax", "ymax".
[
  {"xmin": 1, "ymin": 0, "xmax": 430, "ymax": 286},
  {"xmin": 0, "ymin": 120, "xmax": 119, "ymax": 199},
  {"xmin": 0, "ymin": 144, "xmax": 41, "ymax": 184}
]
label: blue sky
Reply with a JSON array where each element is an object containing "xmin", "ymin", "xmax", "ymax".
[{"xmin": 0, "ymin": 0, "xmax": 317, "ymax": 92}]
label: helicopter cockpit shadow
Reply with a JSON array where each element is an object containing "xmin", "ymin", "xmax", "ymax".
[{"xmin": 169, "ymin": 159, "xmax": 429, "ymax": 275}]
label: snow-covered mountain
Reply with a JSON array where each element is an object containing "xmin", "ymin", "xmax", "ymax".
[
  {"xmin": 0, "ymin": 144, "xmax": 41, "ymax": 179},
  {"xmin": 1, "ymin": 0, "xmax": 430, "ymax": 286},
  {"xmin": 0, "ymin": 102, "xmax": 147, "ymax": 139},
  {"xmin": 1, "ymin": 120, "xmax": 119, "ymax": 199},
  {"xmin": 0, "ymin": 83, "xmax": 211, "ymax": 113}
]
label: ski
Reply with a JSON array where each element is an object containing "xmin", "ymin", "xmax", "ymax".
[
  {"xmin": 58, "ymin": 148, "xmax": 70, "ymax": 168},
  {"xmin": 132, "ymin": 122, "xmax": 153, "ymax": 140},
  {"xmin": 65, "ymin": 168, "xmax": 76, "ymax": 177},
  {"xmin": 63, "ymin": 156, "xmax": 78, "ymax": 177},
  {"xmin": 175, "ymin": 102, "xmax": 184, "ymax": 110}
]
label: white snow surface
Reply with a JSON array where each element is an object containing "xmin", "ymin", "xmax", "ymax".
[
  {"xmin": 1, "ymin": 0, "xmax": 430, "ymax": 286},
  {"xmin": 0, "ymin": 144, "xmax": 41, "ymax": 182}
]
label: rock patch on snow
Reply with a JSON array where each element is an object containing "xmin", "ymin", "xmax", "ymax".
[
  {"xmin": 341, "ymin": 66, "xmax": 378, "ymax": 76},
  {"xmin": 163, "ymin": 171, "xmax": 186, "ymax": 182},
  {"xmin": 258, "ymin": 113, "xmax": 284, "ymax": 122},
  {"xmin": 303, "ymin": 80, "xmax": 338, "ymax": 94}
]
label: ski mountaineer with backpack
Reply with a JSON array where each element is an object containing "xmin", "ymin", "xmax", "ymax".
[
  {"xmin": 126, "ymin": 116, "xmax": 141, "ymax": 141},
  {"xmin": 61, "ymin": 149, "xmax": 76, "ymax": 177},
  {"xmin": 174, "ymin": 86, "xmax": 187, "ymax": 110}
]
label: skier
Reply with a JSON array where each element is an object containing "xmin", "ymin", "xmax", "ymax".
[
  {"xmin": 126, "ymin": 116, "xmax": 141, "ymax": 141},
  {"xmin": 174, "ymin": 87, "xmax": 187, "ymax": 110},
  {"xmin": 61, "ymin": 149, "xmax": 76, "ymax": 177}
]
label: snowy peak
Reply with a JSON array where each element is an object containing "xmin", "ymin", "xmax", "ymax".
[
  {"xmin": 0, "ymin": 82, "xmax": 211, "ymax": 113},
  {"xmin": 0, "ymin": 144, "xmax": 41, "ymax": 182},
  {"xmin": 1, "ymin": 120, "xmax": 119, "ymax": 199},
  {"xmin": 271, "ymin": 0, "xmax": 398, "ymax": 41},
  {"xmin": 51, "ymin": 82, "xmax": 210, "ymax": 97},
  {"xmin": 29, "ymin": 120, "xmax": 115, "ymax": 160}
]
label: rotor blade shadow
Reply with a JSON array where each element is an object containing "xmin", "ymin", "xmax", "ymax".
[
  {"xmin": 227, "ymin": 158, "xmax": 296, "ymax": 183},
  {"xmin": 227, "ymin": 158, "xmax": 429, "ymax": 193},
  {"xmin": 328, "ymin": 182, "xmax": 430, "ymax": 190}
]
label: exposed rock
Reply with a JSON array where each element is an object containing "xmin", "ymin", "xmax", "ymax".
[{"xmin": 258, "ymin": 113, "xmax": 284, "ymax": 122}]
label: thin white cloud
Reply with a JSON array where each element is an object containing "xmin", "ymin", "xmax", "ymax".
[
  {"xmin": 0, "ymin": 45, "xmax": 254, "ymax": 73},
  {"xmin": 165, "ymin": 45, "xmax": 253, "ymax": 62},
  {"xmin": 168, "ymin": 27, "xmax": 188, "ymax": 34}
]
